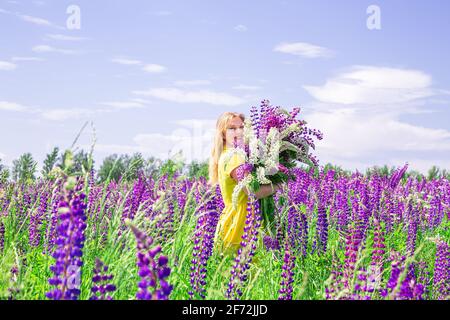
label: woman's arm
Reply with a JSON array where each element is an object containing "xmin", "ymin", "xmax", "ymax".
[{"xmin": 231, "ymin": 167, "xmax": 282, "ymax": 199}]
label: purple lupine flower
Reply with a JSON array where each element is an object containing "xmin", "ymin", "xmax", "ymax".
[
  {"xmin": 29, "ymin": 189, "xmax": 49, "ymax": 247},
  {"xmin": 285, "ymin": 205, "xmax": 303, "ymax": 256},
  {"xmin": 130, "ymin": 225, "xmax": 173, "ymax": 300},
  {"xmin": 278, "ymin": 248, "xmax": 296, "ymax": 300},
  {"xmin": 189, "ymin": 190, "xmax": 219, "ymax": 299},
  {"xmin": 389, "ymin": 163, "xmax": 408, "ymax": 190},
  {"xmin": 316, "ymin": 205, "xmax": 328, "ymax": 254},
  {"xmin": 381, "ymin": 190, "xmax": 393, "ymax": 233},
  {"xmin": 44, "ymin": 185, "xmax": 62, "ymax": 254},
  {"xmin": 90, "ymin": 258, "xmax": 116, "ymax": 300},
  {"xmin": 263, "ymin": 235, "xmax": 280, "ymax": 251},
  {"xmin": 335, "ymin": 177, "xmax": 349, "ymax": 231},
  {"xmin": 369, "ymin": 174, "xmax": 383, "ymax": 217},
  {"xmin": 325, "ymin": 269, "xmax": 344, "ymax": 299},
  {"xmin": 398, "ymin": 265, "xmax": 425, "ymax": 300},
  {"xmin": 234, "ymin": 163, "xmax": 253, "ymax": 182},
  {"xmin": 154, "ymin": 193, "xmax": 176, "ymax": 243},
  {"xmin": 215, "ymin": 184, "xmax": 225, "ymax": 215},
  {"xmin": 433, "ymin": 240, "xmax": 450, "ymax": 299},
  {"xmin": 351, "ymin": 268, "xmax": 372, "ymax": 300},
  {"xmin": 343, "ymin": 222, "xmax": 363, "ymax": 290},
  {"xmin": 250, "ymin": 105, "xmax": 260, "ymax": 139},
  {"xmin": 380, "ymin": 253, "xmax": 404, "ymax": 298},
  {"xmin": 46, "ymin": 177, "xmax": 87, "ymax": 300},
  {"xmin": 370, "ymin": 218, "xmax": 385, "ymax": 290},
  {"xmin": 123, "ymin": 175, "xmax": 146, "ymax": 222},
  {"xmin": 406, "ymin": 207, "xmax": 418, "ymax": 257},
  {"xmin": 0, "ymin": 220, "xmax": 4, "ymax": 252},
  {"xmin": 416, "ymin": 261, "xmax": 431, "ymax": 298},
  {"xmin": 226, "ymin": 194, "xmax": 261, "ymax": 299},
  {"xmin": 17, "ymin": 186, "xmax": 32, "ymax": 223},
  {"xmin": 319, "ymin": 170, "xmax": 335, "ymax": 206},
  {"xmin": 380, "ymin": 252, "xmax": 424, "ymax": 300}
]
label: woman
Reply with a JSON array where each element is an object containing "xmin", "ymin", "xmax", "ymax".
[{"xmin": 208, "ymin": 111, "xmax": 282, "ymax": 255}]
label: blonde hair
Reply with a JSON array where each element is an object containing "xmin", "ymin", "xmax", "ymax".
[{"xmin": 208, "ymin": 112, "xmax": 245, "ymax": 186}]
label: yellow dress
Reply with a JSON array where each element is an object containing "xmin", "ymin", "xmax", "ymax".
[{"xmin": 214, "ymin": 145, "xmax": 249, "ymax": 255}]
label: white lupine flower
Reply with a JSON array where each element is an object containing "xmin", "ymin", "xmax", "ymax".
[
  {"xmin": 249, "ymin": 137, "xmax": 259, "ymax": 164},
  {"xmin": 264, "ymin": 128, "xmax": 281, "ymax": 174},
  {"xmin": 256, "ymin": 138, "xmax": 267, "ymax": 165},
  {"xmin": 264, "ymin": 158, "xmax": 279, "ymax": 175},
  {"xmin": 231, "ymin": 174, "xmax": 253, "ymax": 211},
  {"xmin": 243, "ymin": 118, "xmax": 254, "ymax": 144},
  {"xmin": 256, "ymin": 166, "xmax": 271, "ymax": 184},
  {"xmin": 244, "ymin": 120, "xmax": 260, "ymax": 164}
]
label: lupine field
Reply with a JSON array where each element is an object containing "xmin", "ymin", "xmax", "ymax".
[{"xmin": 0, "ymin": 161, "xmax": 449, "ymax": 300}]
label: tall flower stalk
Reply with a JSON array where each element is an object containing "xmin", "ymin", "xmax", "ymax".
[
  {"xmin": 278, "ymin": 245, "xmax": 296, "ymax": 300},
  {"xmin": 433, "ymin": 240, "xmax": 450, "ymax": 299},
  {"xmin": 130, "ymin": 224, "xmax": 173, "ymax": 300},
  {"xmin": 90, "ymin": 258, "xmax": 116, "ymax": 300},
  {"xmin": 226, "ymin": 194, "xmax": 261, "ymax": 299},
  {"xmin": 46, "ymin": 177, "xmax": 87, "ymax": 300},
  {"xmin": 189, "ymin": 189, "xmax": 219, "ymax": 299}
]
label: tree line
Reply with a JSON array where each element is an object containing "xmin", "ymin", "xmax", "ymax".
[
  {"xmin": 0, "ymin": 148, "xmax": 209, "ymax": 184},
  {"xmin": 0, "ymin": 148, "xmax": 448, "ymax": 184}
]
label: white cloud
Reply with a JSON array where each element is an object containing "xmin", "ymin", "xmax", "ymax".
[
  {"xmin": 300, "ymin": 65, "xmax": 450, "ymax": 174},
  {"xmin": 1, "ymin": 98, "xmax": 144, "ymax": 121},
  {"xmin": 389, "ymin": 158, "xmax": 450, "ymax": 174},
  {"xmin": 0, "ymin": 61, "xmax": 17, "ymax": 70},
  {"xmin": 11, "ymin": 56, "xmax": 44, "ymax": 62},
  {"xmin": 234, "ymin": 24, "xmax": 248, "ymax": 32},
  {"xmin": 46, "ymin": 34, "xmax": 89, "ymax": 41},
  {"xmin": 130, "ymin": 98, "xmax": 153, "ymax": 105},
  {"xmin": 0, "ymin": 101, "xmax": 28, "ymax": 111},
  {"xmin": 171, "ymin": 119, "xmax": 216, "ymax": 129},
  {"xmin": 111, "ymin": 58, "xmax": 142, "ymax": 65},
  {"xmin": 20, "ymin": 14, "xmax": 51, "ymax": 26},
  {"xmin": 306, "ymin": 110, "xmax": 450, "ymax": 157},
  {"xmin": 111, "ymin": 59, "xmax": 166, "ymax": 74},
  {"xmin": 142, "ymin": 64, "xmax": 167, "ymax": 73},
  {"xmin": 174, "ymin": 80, "xmax": 211, "ymax": 87},
  {"xmin": 303, "ymin": 66, "xmax": 434, "ymax": 105},
  {"xmin": 232, "ymin": 84, "xmax": 262, "ymax": 91},
  {"xmin": 90, "ymin": 119, "xmax": 216, "ymax": 162},
  {"xmin": 1, "ymin": 8, "xmax": 63, "ymax": 29},
  {"xmin": 32, "ymin": 44, "xmax": 77, "ymax": 54},
  {"xmin": 98, "ymin": 101, "xmax": 145, "ymax": 109},
  {"xmin": 40, "ymin": 108, "xmax": 96, "ymax": 121},
  {"xmin": 132, "ymin": 87, "xmax": 246, "ymax": 106},
  {"xmin": 274, "ymin": 42, "xmax": 333, "ymax": 58},
  {"xmin": 39, "ymin": 103, "xmax": 144, "ymax": 120}
]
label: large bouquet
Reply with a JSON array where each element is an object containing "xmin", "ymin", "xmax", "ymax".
[{"xmin": 223, "ymin": 99, "xmax": 323, "ymax": 234}]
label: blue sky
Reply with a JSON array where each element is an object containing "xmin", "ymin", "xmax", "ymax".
[{"xmin": 1, "ymin": 0, "xmax": 449, "ymax": 174}]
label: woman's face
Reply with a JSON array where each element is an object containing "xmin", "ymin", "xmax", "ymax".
[{"xmin": 224, "ymin": 117, "xmax": 244, "ymax": 147}]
